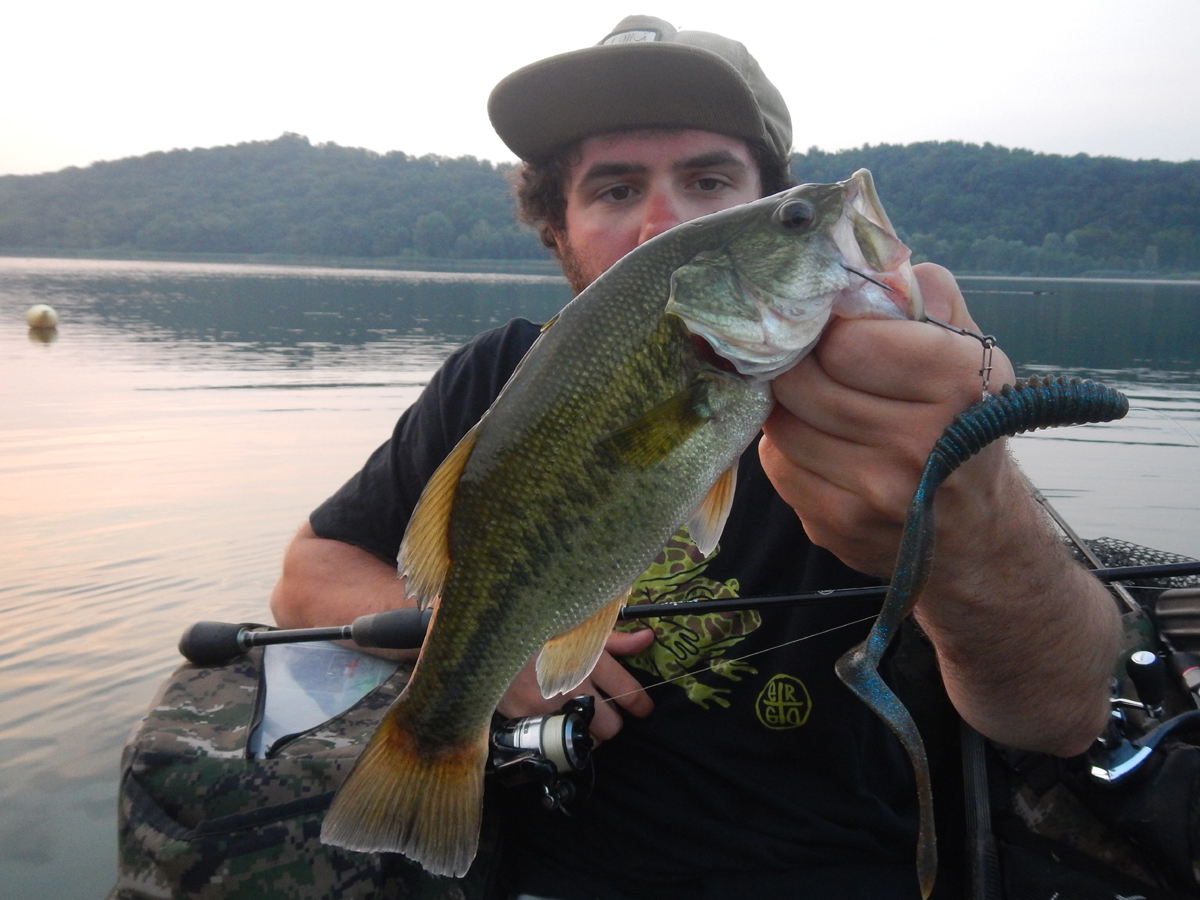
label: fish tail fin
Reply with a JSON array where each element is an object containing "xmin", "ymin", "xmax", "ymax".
[{"xmin": 321, "ymin": 701, "xmax": 488, "ymax": 877}]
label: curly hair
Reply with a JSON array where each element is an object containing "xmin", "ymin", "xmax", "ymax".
[{"xmin": 513, "ymin": 137, "xmax": 798, "ymax": 256}]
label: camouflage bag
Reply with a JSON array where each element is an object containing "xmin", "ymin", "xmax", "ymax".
[{"xmin": 107, "ymin": 641, "xmax": 500, "ymax": 900}]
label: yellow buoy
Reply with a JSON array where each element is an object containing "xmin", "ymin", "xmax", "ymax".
[{"xmin": 26, "ymin": 304, "xmax": 59, "ymax": 329}]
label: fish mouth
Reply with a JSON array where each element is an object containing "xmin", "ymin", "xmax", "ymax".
[
  {"xmin": 667, "ymin": 169, "xmax": 923, "ymax": 382},
  {"xmin": 833, "ymin": 169, "xmax": 924, "ymax": 322},
  {"xmin": 684, "ymin": 281, "xmax": 837, "ymax": 381}
]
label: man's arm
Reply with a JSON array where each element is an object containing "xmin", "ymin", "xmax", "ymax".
[
  {"xmin": 269, "ymin": 521, "xmax": 653, "ymax": 738},
  {"xmin": 270, "ymin": 522, "xmax": 420, "ymax": 659},
  {"xmin": 760, "ymin": 263, "xmax": 1122, "ymax": 756}
]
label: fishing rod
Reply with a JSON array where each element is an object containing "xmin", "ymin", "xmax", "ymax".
[
  {"xmin": 176, "ymin": 551, "xmax": 1200, "ymax": 814},
  {"xmin": 179, "ymin": 558, "xmax": 1200, "ymax": 667}
]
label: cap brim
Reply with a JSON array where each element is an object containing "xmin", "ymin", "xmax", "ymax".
[{"xmin": 488, "ymin": 43, "xmax": 767, "ymax": 163}]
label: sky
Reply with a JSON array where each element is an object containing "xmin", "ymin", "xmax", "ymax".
[{"xmin": 2, "ymin": 0, "xmax": 1198, "ymax": 176}]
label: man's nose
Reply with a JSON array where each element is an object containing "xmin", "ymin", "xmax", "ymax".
[{"xmin": 636, "ymin": 190, "xmax": 684, "ymax": 245}]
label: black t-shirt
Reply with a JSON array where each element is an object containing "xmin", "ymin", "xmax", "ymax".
[{"xmin": 312, "ymin": 319, "xmax": 939, "ymax": 900}]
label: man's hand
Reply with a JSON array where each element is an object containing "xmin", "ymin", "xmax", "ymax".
[
  {"xmin": 759, "ymin": 263, "xmax": 1121, "ymax": 757},
  {"xmin": 497, "ymin": 629, "xmax": 656, "ymax": 741},
  {"xmin": 760, "ymin": 263, "xmax": 1012, "ymax": 577}
]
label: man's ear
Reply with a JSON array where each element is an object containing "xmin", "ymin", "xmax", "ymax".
[{"xmin": 546, "ymin": 227, "xmax": 567, "ymax": 261}]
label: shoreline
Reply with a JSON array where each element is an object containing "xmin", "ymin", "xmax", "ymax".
[
  {"xmin": 1, "ymin": 249, "xmax": 1197, "ymax": 286},
  {"xmin": 0, "ymin": 247, "xmax": 563, "ymax": 277}
]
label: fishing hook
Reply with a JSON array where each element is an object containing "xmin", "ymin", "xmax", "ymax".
[
  {"xmin": 840, "ymin": 265, "xmax": 998, "ymax": 398},
  {"xmin": 841, "ymin": 264, "xmax": 895, "ymax": 294},
  {"xmin": 925, "ymin": 316, "xmax": 998, "ymax": 399}
]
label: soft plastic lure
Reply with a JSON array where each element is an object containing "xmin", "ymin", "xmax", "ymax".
[{"xmin": 835, "ymin": 375, "xmax": 1130, "ymax": 899}]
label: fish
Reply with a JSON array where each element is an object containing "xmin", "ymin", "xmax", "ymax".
[{"xmin": 320, "ymin": 169, "xmax": 924, "ymax": 876}]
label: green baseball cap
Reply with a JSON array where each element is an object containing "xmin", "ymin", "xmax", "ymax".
[{"xmin": 488, "ymin": 14, "xmax": 792, "ymax": 165}]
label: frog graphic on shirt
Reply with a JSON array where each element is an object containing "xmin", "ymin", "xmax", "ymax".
[{"xmin": 617, "ymin": 530, "xmax": 761, "ymax": 709}]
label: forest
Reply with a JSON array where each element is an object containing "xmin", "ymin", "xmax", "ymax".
[
  {"xmin": 0, "ymin": 133, "xmax": 1196, "ymax": 275},
  {"xmin": 792, "ymin": 143, "xmax": 1200, "ymax": 275}
]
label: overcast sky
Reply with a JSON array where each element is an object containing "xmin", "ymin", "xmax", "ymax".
[{"xmin": 3, "ymin": 0, "xmax": 1197, "ymax": 176}]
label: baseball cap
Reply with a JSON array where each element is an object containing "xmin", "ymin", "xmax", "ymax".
[{"xmin": 487, "ymin": 14, "xmax": 792, "ymax": 165}]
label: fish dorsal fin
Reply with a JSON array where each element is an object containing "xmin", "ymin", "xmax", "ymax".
[
  {"xmin": 398, "ymin": 426, "xmax": 478, "ymax": 610},
  {"xmin": 686, "ymin": 462, "xmax": 739, "ymax": 557},
  {"xmin": 597, "ymin": 379, "xmax": 713, "ymax": 469},
  {"xmin": 536, "ymin": 590, "xmax": 630, "ymax": 699}
]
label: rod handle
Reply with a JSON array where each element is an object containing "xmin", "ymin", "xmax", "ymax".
[
  {"xmin": 178, "ymin": 621, "xmax": 261, "ymax": 666},
  {"xmin": 350, "ymin": 607, "xmax": 433, "ymax": 649}
]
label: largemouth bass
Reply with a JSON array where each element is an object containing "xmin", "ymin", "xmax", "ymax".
[{"xmin": 321, "ymin": 169, "xmax": 923, "ymax": 876}]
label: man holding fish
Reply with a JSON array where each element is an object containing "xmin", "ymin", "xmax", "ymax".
[{"xmin": 271, "ymin": 15, "xmax": 1122, "ymax": 899}]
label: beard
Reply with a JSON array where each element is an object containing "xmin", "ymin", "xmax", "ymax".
[{"xmin": 555, "ymin": 237, "xmax": 601, "ymax": 296}]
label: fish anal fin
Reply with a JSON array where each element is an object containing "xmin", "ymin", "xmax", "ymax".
[
  {"xmin": 597, "ymin": 380, "xmax": 712, "ymax": 469},
  {"xmin": 321, "ymin": 701, "xmax": 488, "ymax": 877},
  {"xmin": 686, "ymin": 462, "xmax": 739, "ymax": 556},
  {"xmin": 536, "ymin": 590, "xmax": 630, "ymax": 699},
  {"xmin": 399, "ymin": 427, "xmax": 478, "ymax": 610}
]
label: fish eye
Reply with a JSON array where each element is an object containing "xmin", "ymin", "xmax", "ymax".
[{"xmin": 776, "ymin": 200, "xmax": 816, "ymax": 230}]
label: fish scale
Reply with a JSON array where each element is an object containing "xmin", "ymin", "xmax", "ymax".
[{"xmin": 321, "ymin": 170, "xmax": 922, "ymax": 877}]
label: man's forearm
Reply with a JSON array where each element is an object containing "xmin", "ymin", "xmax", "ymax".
[
  {"xmin": 270, "ymin": 521, "xmax": 419, "ymax": 661},
  {"xmin": 915, "ymin": 449, "xmax": 1122, "ymax": 756}
]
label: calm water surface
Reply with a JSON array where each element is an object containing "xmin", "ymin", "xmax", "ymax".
[{"xmin": 0, "ymin": 258, "xmax": 1198, "ymax": 898}]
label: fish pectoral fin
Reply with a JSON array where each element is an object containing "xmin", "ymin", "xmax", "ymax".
[
  {"xmin": 596, "ymin": 380, "xmax": 713, "ymax": 469},
  {"xmin": 321, "ymin": 699, "xmax": 488, "ymax": 877},
  {"xmin": 398, "ymin": 425, "xmax": 478, "ymax": 610},
  {"xmin": 686, "ymin": 462, "xmax": 739, "ymax": 557},
  {"xmin": 536, "ymin": 590, "xmax": 630, "ymax": 699}
]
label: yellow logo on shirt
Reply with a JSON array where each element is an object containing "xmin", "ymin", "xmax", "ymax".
[{"xmin": 756, "ymin": 674, "xmax": 811, "ymax": 730}]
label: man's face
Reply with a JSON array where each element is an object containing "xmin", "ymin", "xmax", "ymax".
[{"xmin": 555, "ymin": 129, "xmax": 763, "ymax": 293}]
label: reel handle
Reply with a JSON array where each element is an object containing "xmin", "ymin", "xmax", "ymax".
[{"xmin": 1127, "ymin": 650, "xmax": 1167, "ymax": 717}]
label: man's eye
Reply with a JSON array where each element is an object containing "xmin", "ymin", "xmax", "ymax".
[
  {"xmin": 602, "ymin": 185, "xmax": 634, "ymax": 202},
  {"xmin": 694, "ymin": 177, "xmax": 727, "ymax": 192}
]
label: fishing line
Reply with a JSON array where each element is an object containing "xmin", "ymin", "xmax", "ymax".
[
  {"xmin": 1128, "ymin": 406, "xmax": 1200, "ymax": 449},
  {"xmin": 598, "ymin": 613, "xmax": 880, "ymax": 705},
  {"xmin": 838, "ymin": 264, "xmax": 1000, "ymax": 398}
]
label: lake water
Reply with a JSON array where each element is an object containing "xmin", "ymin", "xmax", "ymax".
[{"xmin": 1, "ymin": 257, "xmax": 1198, "ymax": 899}]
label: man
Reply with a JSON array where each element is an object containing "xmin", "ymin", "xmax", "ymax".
[{"xmin": 271, "ymin": 15, "xmax": 1121, "ymax": 899}]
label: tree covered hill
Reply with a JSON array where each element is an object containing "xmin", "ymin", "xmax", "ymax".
[
  {"xmin": 0, "ymin": 133, "xmax": 1197, "ymax": 274},
  {"xmin": 0, "ymin": 133, "xmax": 549, "ymax": 262},
  {"xmin": 793, "ymin": 143, "xmax": 1200, "ymax": 275}
]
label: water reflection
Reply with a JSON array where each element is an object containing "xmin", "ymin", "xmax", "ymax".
[
  {"xmin": 0, "ymin": 258, "xmax": 1197, "ymax": 900},
  {"xmin": 961, "ymin": 276, "xmax": 1200, "ymax": 373},
  {"xmin": 0, "ymin": 257, "xmax": 572, "ymax": 359}
]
